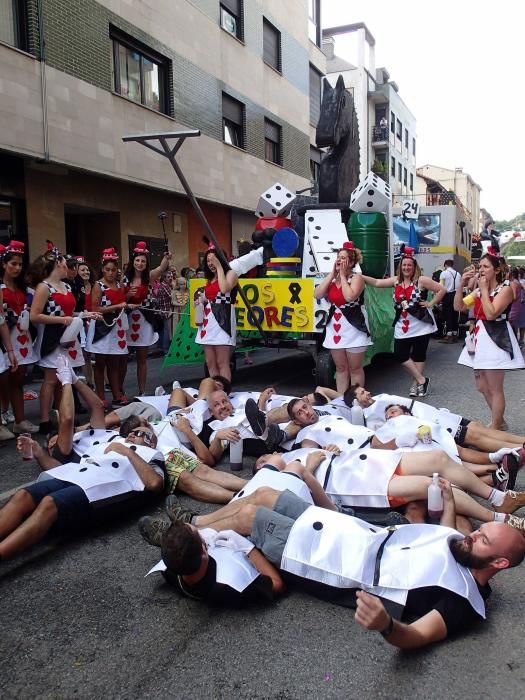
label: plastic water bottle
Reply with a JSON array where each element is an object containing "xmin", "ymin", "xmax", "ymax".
[
  {"xmin": 350, "ymin": 400, "xmax": 365, "ymax": 426},
  {"xmin": 427, "ymin": 472, "xmax": 443, "ymax": 522},
  {"xmin": 229, "ymin": 439, "xmax": 243, "ymax": 471}
]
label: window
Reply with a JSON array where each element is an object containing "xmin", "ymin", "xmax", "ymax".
[
  {"xmin": 309, "ymin": 64, "xmax": 322, "ymax": 127},
  {"xmin": 263, "ymin": 18, "xmax": 281, "ymax": 72},
  {"xmin": 220, "ymin": 0, "xmax": 243, "ymax": 41},
  {"xmin": 0, "ymin": 0, "xmax": 28, "ymax": 50},
  {"xmin": 398, "ymin": 162, "xmax": 402, "ymax": 182},
  {"xmin": 391, "ymin": 156, "xmax": 396, "ymax": 177},
  {"xmin": 410, "ymin": 173, "xmax": 414, "ymax": 191},
  {"xmin": 396, "ymin": 118, "xmax": 402, "ymax": 140},
  {"xmin": 403, "ymin": 167, "xmax": 408, "ymax": 187},
  {"xmin": 308, "ymin": 0, "xmax": 321, "ymax": 45},
  {"xmin": 222, "ymin": 93, "xmax": 245, "ymax": 149},
  {"xmin": 412, "ymin": 137, "xmax": 416, "ymax": 157},
  {"xmin": 265, "ymin": 118, "xmax": 282, "ymax": 165},
  {"xmin": 111, "ymin": 30, "xmax": 168, "ymax": 114},
  {"xmin": 310, "ymin": 146, "xmax": 321, "ymax": 182},
  {"xmin": 404, "ymin": 128, "xmax": 409, "ymax": 149},
  {"xmin": 390, "ymin": 111, "xmax": 395, "ymax": 134}
]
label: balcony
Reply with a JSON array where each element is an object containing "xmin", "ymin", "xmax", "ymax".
[
  {"xmin": 426, "ymin": 191, "xmax": 456, "ymax": 206},
  {"xmin": 371, "ymin": 125, "xmax": 388, "ymax": 145}
]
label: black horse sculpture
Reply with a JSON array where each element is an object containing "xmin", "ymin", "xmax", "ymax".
[{"xmin": 316, "ymin": 74, "xmax": 360, "ymax": 204}]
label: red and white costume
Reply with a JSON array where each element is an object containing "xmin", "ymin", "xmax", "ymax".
[
  {"xmin": 195, "ymin": 279, "xmax": 236, "ymax": 347},
  {"xmin": 35, "ymin": 282, "xmax": 83, "ymax": 368},
  {"xmin": 323, "ymin": 279, "xmax": 372, "ymax": 350},
  {"xmin": 393, "ymin": 283, "xmax": 437, "ymax": 339},
  {"xmin": 124, "ymin": 281, "xmax": 159, "ymax": 347},
  {"xmin": 85, "ymin": 282, "xmax": 128, "ymax": 355},
  {"xmin": 1, "ymin": 283, "xmax": 38, "ymax": 365}
]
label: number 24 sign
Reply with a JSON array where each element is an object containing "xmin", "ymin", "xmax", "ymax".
[{"xmin": 402, "ymin": 200, "xmax": 420, "ymax": 220}]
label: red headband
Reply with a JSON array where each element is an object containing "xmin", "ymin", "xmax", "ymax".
[
  {"xmin": 102, "ymin": 248, "xmax": 119, "ymax": 262},
  {"xmin": 76, "ymin": 256, "xmax": 86, "ymax": 264},
  {"xmin": 46, "ymin": 240, "xmax": 62, "ymax": 259},
  {"xmin": 0, "ymin": 244, "xmax": 6, "ymax": 256},
  {"xmin": 133, "ymin": 241, "xmax": 149, "ymax": 255},
  {"xmin": 6, "ymin": 240, "xmax": 24, "ymax": 255}
]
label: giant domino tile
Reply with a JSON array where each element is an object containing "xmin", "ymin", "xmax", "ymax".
[{"xmin": 304, "ymin": 210, "xmax": 349, "ymax": 275}]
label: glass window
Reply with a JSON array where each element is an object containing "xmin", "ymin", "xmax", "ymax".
[
  {"xmin": 0, "ymin": 0, "xmax": 27, "ymax": 50},
  {"xmin": 112, "ymin": 31, "xmax": 168, "ymax": 114},
  {"xmin": 220, "ymin": 0, "xmax": 243, "ymax": 41},
  {"xmin": 390, "ymin": 111, "xmax": 395, "ymax": 134},
  {"xmin": 398, "ymin": 162, "xmax": 402, "ymax": 182},
  {"xmin": 396, "ymin": 118, "xmax": 402, "ymax": 140},
  {"xmin": 222, "ymin": 93, "xmax": 245, "ymax": 149},
  {"xmin": 263, "ymin": 18, "xmax": 281, "ymax": 72},
  {"xmin": 391, "ymin": 156, "xmax": 395, "ymax": 177},
  {"xmin": 265, "ymin": 118, "xmax": 281, "ymax": 165},
  {"xmin": 404, "ymin": 128, "xmax": 408, "ymax": 149},
  {"xmin": 308, "ymin": 0, "xmax": 321, "ymax": 45},
  {"xmin": 410, "ymin": 173, "xmax": 414, "ymax": 191},
  {"xmin": 404, "ymin": 167, "xmax": 408, "ymax": 186},
  {"xmin": 309, "ymin": 64, "xmax": 322, "ymax": 127},
  {"xmin": 310, "ymin": 145, "xmax": 321, "ymax": 182},
  {"xmin": 412, "ymin": 137, "xmax": 416, "ymax": 156}
]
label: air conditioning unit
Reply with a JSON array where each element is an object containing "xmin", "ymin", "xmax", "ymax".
[{"xmin": 221, "ymin": 7, "xmax": 237, "ymax": 36}]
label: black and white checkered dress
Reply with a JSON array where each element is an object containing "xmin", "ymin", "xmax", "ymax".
[{"xmin": 35, "ymin": 282, "xmax": 84, "ymax": 368}]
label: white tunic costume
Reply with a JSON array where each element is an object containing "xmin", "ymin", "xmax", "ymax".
[
  {"xmin": 374, "ymin": 414, "xmax": 461, "ymax": 463},
  {"xmin": 296, "ymin": 415, "xmax": 374, "ymax": 452},
  {"xmin": 230, "ymin": 465, "xmax": 314, "ymax": 505}
]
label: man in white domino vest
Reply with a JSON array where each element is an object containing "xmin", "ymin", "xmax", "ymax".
[{"xmin": 163, "ymin": 484, "xmax": 525, "ymax": 649}]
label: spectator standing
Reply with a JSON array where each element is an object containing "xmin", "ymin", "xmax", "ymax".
[
  {"xmin": 172, "ymin": 276, "xmax": 189, "ymax": 332},
  {"xmin": 439, "ymin": 259, "xmax": 461, "ymax": 343},
  {"xmin": 153, "ymin": 269, "xmax": 175, "ymax": 353}
]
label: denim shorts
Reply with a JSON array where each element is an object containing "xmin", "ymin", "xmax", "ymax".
[{"xmin": 23, "ymin": 477, "xmax": 92, "ymax": 532}]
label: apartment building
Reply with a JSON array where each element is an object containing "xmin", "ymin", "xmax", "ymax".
[
  {"xmin": 323, "ymin": 23, "xmax": 416, "ymax": 199},
  {"xmin": 0, "ymin": 0, "xmax": 325, "ymax": 269},
  {"xmin": 416, "ymin": 165, "xmax": 481, "ymax": 233}
]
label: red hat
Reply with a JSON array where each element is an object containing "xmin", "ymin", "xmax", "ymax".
[
  {"xmin": 402, "ymin": 246, "xmax": 415, "ymax": 258},
  {"xmin": 45, "ymin": 240, "xmax": 62, "ymax": 259},
  {"xmin": 6, "ymin": 240, "xmax": 25, "ymax": 255},
  {"xmin": 342, "ymin": 241, "xmax": 355, "ymax": 250},
  {"xmin": 0, "ymin": 244, "xmax": 6, "ymax": 258},
  {"xmin": 133, "ymin": 241, "xmax": 149, "ymax": 255},
  {"xmin": 101, "ymin": 248, "xmax": 119, "ymax": 262},
  {"xmin": 75, "ymin": 256, "xmax": 86, "ymax": 264},
  {"xmin": 486, "ymin": 246, "xmax": 502, "ymax": 260}
]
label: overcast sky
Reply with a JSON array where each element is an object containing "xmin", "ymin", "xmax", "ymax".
[{"xmin": 322, "ymin": 0, "xmax": 522, "ymax": 222}]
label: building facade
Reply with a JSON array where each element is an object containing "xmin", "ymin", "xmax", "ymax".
[
  {"xmin": 416, "ymin": 165, "xmax": 481, "ymax": 234},
  {"xmin": 323, "ymin": 23, "xmax": 416, "ymax": 199},
  {"xmin": 0, "ymin": 0, "xmax": 325, "ymax": 269}
]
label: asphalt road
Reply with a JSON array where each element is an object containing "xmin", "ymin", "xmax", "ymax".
[{"xmin": 1, "ymin": 341, "xmax": 525, "ymax": 700}]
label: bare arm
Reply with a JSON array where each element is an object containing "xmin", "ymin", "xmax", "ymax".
[
  {"xmin": 341, "ymin": 272, "xmax": 365, "ymax": 303},
  {"xmin": 56, "ymin": 383, "xmax": 75, "ymax": 456},
  {"xmin": 105, "ymin": 443, "xmax": 164, "ymax": 492},
  {"xmin": 211, "ymin": 253, "xmax": 238, "ymax": 293},
  {"xmin": 149, "ymin": 252, "xmax": 172, "ymax": 282},
  {"xmin": 175, "ymin": 417, "xmax": 215, "ymax": 465},
  {"xmin": 30, "ymin": 283, "xmax": 71, "ymax": 326},
  {"xmin": 74, "ymin": 380, "xmax": 106, "ymax": 429},
  {"xmin": 17, "ymin": 436, "xmax": 59, "ymax": 470},
  {"xmin": 361, "ymin": 275, "xmax": 396, "ymax": 289},
  {"xmin": 479, "ymin": 280, "xmax": 513, "ymax": 320},
  {"xmin": 313, "ymin": 266, "xmax": 336, "ymax": 300},
  {"xmin": 355, "ymin": 591, "xmax": 448, "ymax": 649},
  {"xmin": 247, "ymin": 548, "xmax": 286, "ymax": 596},
  {"xmin": 419, "ymin": 276, "xmax": 446, "ymax": 306}
]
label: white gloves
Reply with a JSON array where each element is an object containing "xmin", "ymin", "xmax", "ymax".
[
  {"xmin": 395, "ymin": 432, "xmax": 418, "ymax": 448},
  {"xmin": 214, "ymin": 530, "xmax": 254, "ymax": 555},
  {"xmin": 489, "ymin": 447, "xmax": 519, "ymax": 464}
]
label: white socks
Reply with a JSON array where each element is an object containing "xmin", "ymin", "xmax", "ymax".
[{"xmin": 488, "ymin": 488, "xmax": 505, "ymax": 507}]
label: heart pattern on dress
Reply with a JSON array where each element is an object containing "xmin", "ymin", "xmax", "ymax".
[
  {"xmin": 130, "ymin": 333, "xmax": 139, "ymax": 342},
  {"xmin": 202, "ymin": 319, "xmax": 208, "ymax": 327},
  {"xmin": 401, "ymin": 311, "xmax": 408, "ymax": 319},
  {"xmin": 333, "ymin": 323, "xmax": 341, "ymax": 333},
  {"xmin": 69, "ymin": 349, "xmax": 78, "ymax": 360},
  {"xmin": 131, "ymin": 323, "xmax": 140, "ymax": 332},
  {"xmin": 401, "ymin": 320, "xmax": 410, "ymax": 334},
  {"xmin": 118, "ymin": 340, "xmax": 126, "ymax": 349},
  {"xmin": 19, "ymin": 348, "xmax": 28, "ymax": 358},
  {"xmin": 132, "ymin": 313, "xmax": 140, "ymax": 321},
  {"xmin": 333, "ymin": 311, "xmax": 342, "ymax": 321},
  {"xmin": 200, "ymin": 329, "xmax": 207, "ymax": 338},
  {"xmin": 333, "ymin": 335, "xmax": 341, "ymax": 344},
  {"xmin": 117, "ymin": 330, "xmax": 125, "ymax": 338},
  {"xmin": 204, "ymin": 307, "xmax": 211, "ymax": 316},
  {"xmin": 17, "ymin": 335, "xmax": 27, "ymax": 345},
  {"xmin": 117, "ymin": 319, "xmax": 122, "ymax": 328}
]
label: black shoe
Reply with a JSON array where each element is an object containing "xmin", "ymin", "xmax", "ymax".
[
  {"xmin": 165, "ymin": 495, "xmax": 195, "ymax": 524},
  {"xmin": 264, "ymin": 423, "xmax": 285, "ymax": 451},
  {"xmin": 138, "ymin": 516, "xmax": 171, "ymax": 547},
  {"xmin": 417, "ymin": 377, "xmax": 430, "ymax": 397},
  {"xmin": 503, "ymin": 453, "xmax": 520, "ymax": 491},
  {"xmin": 39, "ymin": 420, "xmax": 51, "ymax": 436},
  {"xmin": 245, "ymin": 398, "xmax": 267, "ymax": 437}
]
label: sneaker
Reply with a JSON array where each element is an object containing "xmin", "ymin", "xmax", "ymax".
[
  {"xmin": 494, "ymin": 490, "xmax": 525, "ymax": 514},
  {"xmin": 506, "ymin": 514, "xmax": 525, "ymax": 535},
  {"xmin": 23, "ymin": 391, "xmax": 38, "ymax": 401},
  {"xmin": 172, "ymin": 380, "xmax": 181, "ymax": 390},
  {"xmin": 417, "ymin": 377, "xmax": 430, "ymax": 397},
  {"xmin": 165, "ymin": 495, "xmax": 195, "ymax": 524},
  {"xmin": 2, "ymin": 409, "xmax": 15, "ymax": 424},
  {"xmin": 245, "ymin": 398, "xmax": 267, "ymax": 437},
  {"xmin": 13, "ymin": 420, "xmax": 39, "ymax": 434},
  {"xmin": 502, "ymin": 452, "xmax": 520, "ymax": 491},
  {"xmin": 264, "ymin": 423, "xmax": 286, "ymax": 451},
  {"xmin": 492, "ymin": 463, "xmax": 509, "ymax": 491},
  {"xmin": 154, "ymin": 385, "xmax": 167, "ymax": 396},
  {"xmin": 409, "ymin": 383, "xmax": 418, "ymax": 398},
  {"xmin": 138, "ymin": 516, "xmax": 171, "ymax": 547},
  {"xmin": 0, "ymin": 425, "xmax": 15, "ymax": 441},
  {"xmin": 112, "ymin": 395, "xmax": 130, "ymax": 407}
]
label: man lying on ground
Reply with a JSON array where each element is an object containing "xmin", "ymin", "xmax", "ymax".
[{"xmin": 150, "ymin": 484, "xmax": 525, "ymax": 649}]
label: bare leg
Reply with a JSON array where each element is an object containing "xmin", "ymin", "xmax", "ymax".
[
  {"xmin": 465, "ymin": 421, "xmax": 524, "ymax": 449},
  {"xmin": 168, "ymin": 388, "xmax": 190, "ymax": 410},
  {"xmin": 8, "ymin": 365, "xmax": 26, "ymax": 424},
  {"xmin": 39, "ymin": 367, "xmax": 58, "ymax": 423},
  {"xmin": 82, "ymin": 349, "xmax": 94, "ymax": 385},
  {"xmin": 331, "ymin": 348, "xmax": 349, "ymax": 394},
  {"xmin": 0, "ymin": 495, "xmax": 58, "ymax": 560},
  {"xmin": 176, "ymin": 472, "xmax": 236, "ymax": 504},
  {"xmin": 197, "ymin": 377, "xmax": 218, "ymax": 399},
  {"xmin": 458, "ymin": 446, "xmax": 493, "ymax": 465},
  {"xmin": 204, "ymin": 346, "xmax": 219, "ymax": 379},
  {"xmin": 74, "ymin": 380, "xmax": 105, "ymax": 429},
  {"xmin": 347, "ymin": 350, "xmax": 366, "ymax": 388},
  {"xmin": 135, "ymin": 347, "xmax": 148, "ymax": 394},
  {"xmin": 403, "ymin": 500, "xmax": 427, "ymax": 523},
  {"xmin": 400, "ymin": 358, "xmax": 425, "ymax": 385},
  {"xmin": 0, "ymin": 370, "xmax": 8, "ymax": 414},
  {"xmin": 193, "ymin": 486, "xmax": 281, "ymax": 528},
  {"xmin": 215, "ymin": 345, "xmax": 232, "ymax": 383},
  {"xmin": 93, "ymin": 354, "xmax": 106, "ymax": 401},
  {"xmin": 193, "ymin": 463, "xmax": 247, "ymax": 490},
  {"xmin": 0, "ymin": 490, "xmax": 36, "ymax": 540},
  {"xmin": 266, "ymin": 405, "xmax": 291, "ymax": 424},
  {"xmin": 106, "ymin": 355, "xmax": 124, "ymax": 401},
  {"xmin": 484, "ymin": 369, "xmax": 506, "ymax": 430}
]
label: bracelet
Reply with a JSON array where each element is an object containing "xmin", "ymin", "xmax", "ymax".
[{"xmin": 379, "ymin": 615, "xmax": 395, "ymax": 638}]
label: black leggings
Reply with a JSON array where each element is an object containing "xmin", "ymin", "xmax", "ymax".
[{"xmin": 394, "ymin": 333, "xmax": 431, "ymax": 363}]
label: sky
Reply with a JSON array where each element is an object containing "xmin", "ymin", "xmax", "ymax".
[{"xmin": 321, "ymin": 0, "xmax": 523, "ymax": 222}]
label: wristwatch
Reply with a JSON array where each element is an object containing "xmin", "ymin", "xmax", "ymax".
[{"xmin": 379, "ymin": 615, "xmax": 395, "ymax": 638}]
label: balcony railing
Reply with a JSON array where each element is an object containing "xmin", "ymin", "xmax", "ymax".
[
  {"xmin": 426, "ymin": 192, "xmax": 457, "ymax": 206},
  {"xmin": 371, "ymin": 125, "xmax": 389, "ymax": 143}
]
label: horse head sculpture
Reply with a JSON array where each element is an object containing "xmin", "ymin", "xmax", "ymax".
[{"xmin": 316, "ymin": 74, "xmax": 360, "ymax": 205}]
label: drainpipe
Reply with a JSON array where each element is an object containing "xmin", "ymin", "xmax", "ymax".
[{"xmin": 37, "ymin": 0, "xmax": 50, "ymax": 161}]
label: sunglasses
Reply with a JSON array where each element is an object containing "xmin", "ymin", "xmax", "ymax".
[{"xmin": 129, "ymin": 429, "xmax": 154, "ymax": 446}]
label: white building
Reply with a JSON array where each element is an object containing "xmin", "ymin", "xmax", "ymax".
[{"xmin": 323, "ymin": 23, "xmax": 416, "ymax": 199}]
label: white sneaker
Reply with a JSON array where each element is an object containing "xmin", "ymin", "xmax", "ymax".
[
  {"xmin": 154, "ymin": 386, "xmax": 166, "ymax": 396},
  {"xmin": 13, "ymin": 420, "xmax": 39, "ymax": 434},
  {"xmin": 56, "ymin": 354, "xmax": 73, "ymax": 386},
  {"xmin": 2, "ymin": 409, "xmax": 15, "ymax": 424},
  {"xmin": 172, "ymin": 380, "xmax": 181, "ymax": 390},
  {"xmin": 0, "ymin": 425, "xmax": 15, "ymax": 441}
]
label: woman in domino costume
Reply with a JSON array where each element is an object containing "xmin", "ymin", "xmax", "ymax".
[
  {"xmin": 195, "ymin": 246, "xmax": 239, "ymax": 382},
  {"xmin": 86, "ymin": 248, "xmax": 132, "ymax": 408},
  {"xmin": 30, "ymin": 243, "xmax": 98, "ymax": 434},
  {"xmin": 363, "ymin": 247, "xmax": 445, "ymax": 398},
  {"xmin": 455, "ymin": 249, "xmax": 524, "ymax": 430},
  {"xmin": 122, "ymin": 241, "xmax": 172, "ymax": 395},
  {"xmin": 1, "ymin": 241, "xmax": 39, "ymax": 433},
  {"xmin": 314, "ymin": 241, "xmax": 372, "ymax": 392}
]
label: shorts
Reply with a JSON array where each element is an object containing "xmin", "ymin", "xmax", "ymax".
[
  {"xmin": 388, "ymin": 464, "xmax": 407, "ymax": 508},
  {"xmin": 52, "ymin": 443, "xmax": 81, "ymax": 465},
  {"xmin": 165, "ymin": 448, "xmax": 200, "ymax": 493},
  {"xmin": 394, "ymin": 334, "xmax": 431, "ymax": 364},
  {"xmin": 251, "ymin": 490, "xmax": 311, "ymax": 565},
  {"xmin": 454, "ymin": 418, "xmax": 471, "ymax": 446},
  {"xmin": 166, "ymin": 405, "xmax": 182, "ymax": 416},
  {"xmin": 23, "ymin": 477, "xmax": 91, "ymax": 532},
  {"xmin": 114, "ymin": 401, "xmax": 162, "ymax": 422}
]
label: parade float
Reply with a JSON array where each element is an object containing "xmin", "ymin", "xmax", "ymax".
[{"xmin": 123, "ymin": 76, "xmax": 396, "ymax": 386}]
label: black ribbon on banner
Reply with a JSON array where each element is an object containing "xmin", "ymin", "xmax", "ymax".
[{"xmin": 288, "ymin": 283, "xmax": 302, "ymax": 304}]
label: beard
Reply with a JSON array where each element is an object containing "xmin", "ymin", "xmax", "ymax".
[{"xmin": 449, "ymin": 537, "xmax": 494, "ymax": 569}]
